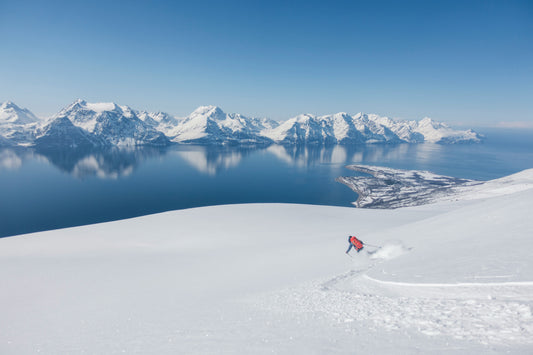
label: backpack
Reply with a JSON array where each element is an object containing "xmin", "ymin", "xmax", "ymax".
[{"xmin": 350, "ymin": 236, "xmax": 363, "ymax": 249}]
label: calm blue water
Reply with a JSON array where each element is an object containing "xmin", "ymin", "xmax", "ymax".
[{"xmin": 1, "ymin": 128, "xmax": 532, "ymax": 238}]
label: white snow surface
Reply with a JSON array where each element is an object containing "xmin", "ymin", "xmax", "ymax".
[
  {"xmin": 0, "ymin": 101, "xmax": 40, "ymax": 125},
  {"xmin": 1, "ymin": 170, "xmax": 533, "ymax": 354},
  {"xmin": 415, "ymin": 117, "xmax": 481, "ymax": 143},
  {"xmin": 84, "ymin": 102, "xmax": 117, "ymax": 113}
]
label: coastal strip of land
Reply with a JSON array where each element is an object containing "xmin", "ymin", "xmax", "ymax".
[{"xmin": 336, "ymin": 165, "xmax": 480, "ymax": 208}]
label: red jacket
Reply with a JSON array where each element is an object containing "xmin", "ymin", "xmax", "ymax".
[{"xmin": 350, "ymin": 236, "xmax": 363, "ymax": 250}]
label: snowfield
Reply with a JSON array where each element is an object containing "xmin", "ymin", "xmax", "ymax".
[{"xmin": 1, "ymin": 170, "xmax": 533, "ymax": 354}]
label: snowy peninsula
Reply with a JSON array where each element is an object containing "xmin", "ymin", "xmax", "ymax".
[
  {"xmin": 337, "ymin": 165, "xmax": 533, "ymax": 209},
  {"xmin": 1, "ymin": 168, "xmax": 533, "ymax": 353}
]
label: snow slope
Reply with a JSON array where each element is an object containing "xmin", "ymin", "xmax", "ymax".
[
  {"xmin": 415, "ymin": 117, "xmax": 481, "ymax": 144},
  {"xmin": 33, "ymin": 116, "xmax": 106, "ymax": 149},
  {"xmin": 1, "ymin": 170, "xmax": 532, "ymax": 354}
]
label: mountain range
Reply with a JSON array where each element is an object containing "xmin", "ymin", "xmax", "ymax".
[{"xmin": 0, "ymin": 100, "xmax": 482, "ymax": 148}]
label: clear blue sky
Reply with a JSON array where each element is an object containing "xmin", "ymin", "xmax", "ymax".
[{"xmin": 1, "ymin": 0, "xmax": 531, "ymax": 126}]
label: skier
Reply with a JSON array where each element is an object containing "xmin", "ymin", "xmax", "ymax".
[{"xmin": 346, "ymin": 235, "xmax": 364, "ymax": 254}]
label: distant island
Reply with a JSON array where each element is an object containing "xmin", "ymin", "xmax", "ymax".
[{"xmin": 0, "ymin": 100, "xmax": 482, "ymax": 149}]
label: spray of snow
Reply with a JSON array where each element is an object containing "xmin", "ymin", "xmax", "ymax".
[{"xmin": 369, "ymin": 241, "xmax": 410, "ymax": 260}]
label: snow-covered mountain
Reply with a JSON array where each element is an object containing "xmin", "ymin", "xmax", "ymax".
[
  {"xmin": 414, "ymin": 117, "xmax": 481, "ymax": 144},
  {"xmin": 262, "ymin": 113, "xmax": 336, "ymax": 145},
  {"xmin": 0, "ymin": 100, "xmax": 482, "ymax": 147},
  {"xmin": 0, "ymin": 100, "xmax": 171, "ymax": 148},
  {"xmin": 55, "ymin": 99, "xmax": 170, "ymax": 146},
  {"xmin": 0, "ymin": 101, "xmax": 41, "ymax": 146},
  {"xmin": 262, "ymin": 112, "xmax": 479, "ymax": 144},
  {"xmin": 34, "ymin": 116, "xmax": 106, "ymax": 149},
  {"xmin": 0, "ymin": 101, "xmax": 40, "ymax": 125},
  {"xmin": 136, "ymin": 110, "xmax": 184, "ymax": 133},
  {"xmin": 167, "ymin": 105, "xmax": 278, "ymax": 144}
]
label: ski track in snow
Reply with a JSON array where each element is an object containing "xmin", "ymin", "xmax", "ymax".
[
  {"xmin": 362, "ymin": 274, "xmax": 533, "ymax": 288},
  {"xmin": 256, "ymin": 256, "xmax": 533, "ymax": 346}
]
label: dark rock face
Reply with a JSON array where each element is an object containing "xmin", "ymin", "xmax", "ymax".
[{"xmin": 34, "ymin": 116, "xmax": 105, "ymax": 149}]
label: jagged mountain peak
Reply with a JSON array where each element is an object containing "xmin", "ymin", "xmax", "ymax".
[
  {"xmin": 50, "ymin": 100, "xmax": 170, "ymax": 147},
  {"xmin": 138, "ymin": 110, "xmax": 173, "ymax": 121},
  {"xmin": 284, "ymin": 113, "xmax": 317, "ymax": 124},
  {"xmin": 419, "ymin": 116, "xmax": 442, "ymax": 125},
  {"xmin": 1, "ymin": 101, "xmax": 17, "ymax": 109},
  {"xmin": 136, "ymin": 110, "xmax": 182, "ymax": 131},
  {"xmin": 59, "ymin": 99, "xmax": 87, "ymax": 113},
  {"xmin": 331, "ymin": 112, "xmax": 350, "ymax": 118},
  {"xmin": 189, "ymin": 105, "xmax": 226, "ymax": 121},
  {"xmin": 0, "ymin": 101, "xmax": 40, "ymax": 125},
  {"xmin": 322, "ymin": 112, "xmax": 355, "ymax": 122},
  {"xmin": 1, "ymin": 100, "xmax": 483, "ymax": 147},
  {"xmin": 59, "ymin": 99, "xmax": 135, "ymax": 116}
]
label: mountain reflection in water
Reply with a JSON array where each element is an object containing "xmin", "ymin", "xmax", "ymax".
[
  {"xmin": 0, "ymin": 144, "xmax": 440, "ymax": 179},
  {"xmin": 2, "ymin": 134, "xmax": 531, "ymax": 238}
]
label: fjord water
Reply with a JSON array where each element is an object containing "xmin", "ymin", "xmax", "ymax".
[{"xmin": 0, "ymin": 128, "xmax": 532, "ymax": 238}]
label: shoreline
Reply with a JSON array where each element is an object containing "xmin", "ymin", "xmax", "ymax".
[{"xmin": 337, "ymin": 164, "xmax": 482, "ymax": 209}]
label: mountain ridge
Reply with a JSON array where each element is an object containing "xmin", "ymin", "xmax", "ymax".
[{"xmin": 0, "ymin": 100, "xmax": 483, "ymax": 147}]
